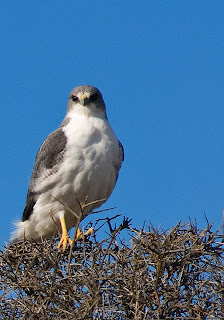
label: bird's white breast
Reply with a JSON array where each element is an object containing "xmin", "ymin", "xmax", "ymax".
[
  {"xmin": 62, "ymin": 113, "xmax": 120, "ymax": 202},
  {"xmin": 32, "ymin": 112, "xmax": 121, "ymax": 233}
]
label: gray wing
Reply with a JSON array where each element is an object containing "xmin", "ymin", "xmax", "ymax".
[
  {"xmin": 113, "ymin": 140, "xmax": 124, "ymax": 183},
  {"xmin": 22, "ymin": 128, "xmax": 67, "ymax": 221},
  {"xmin": 119, "ymin": 140, "xmax": 124, "ymax": 163}
]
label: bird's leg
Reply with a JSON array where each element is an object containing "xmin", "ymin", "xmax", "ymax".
[
  {"xmin": 57, "ymin": 216, "xmax": 73, "ymax": 251},
  {"xmin": 84, "ymin": 227, "xmax": 94, "ymax": 236},
  {"xmin": 75, "ymin": 226, "xmax": 94, "ymax": 240},
  {"xmin": 74, "ymin": 197, "xmax": 95, "ymax": 240},
  {"xmin": 75, "ymin": 227, "xmax": 82, "ymax": 240}
]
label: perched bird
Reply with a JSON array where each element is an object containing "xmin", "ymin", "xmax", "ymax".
[{"xmin": 11, "ymin": 85, "xmax": 124, "ymax": 250}]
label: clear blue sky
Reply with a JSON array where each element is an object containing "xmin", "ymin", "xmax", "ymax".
[{"xmin": 1, "ymin": 1, "xmax": 224, "ymax": 247}]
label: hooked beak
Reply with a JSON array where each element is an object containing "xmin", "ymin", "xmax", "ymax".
[{"xmin": 79, "ymin": 94, "xmax": 88, "ymax": 106}]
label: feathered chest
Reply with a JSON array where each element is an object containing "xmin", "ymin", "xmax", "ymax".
[
  {"xmin": 33, "ymin": 114, "xmax": 122, "ymax": 199},
  {"xmin": 64, "ymin": 115, "xmax": 119, "ymax": 163},
  {"xmin": 55, "ymin": 115, "xmax": 121, "ymax": 192}
]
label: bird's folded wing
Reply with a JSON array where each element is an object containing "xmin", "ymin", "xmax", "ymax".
[{"xmin": 22, "ymin": 128, "xmax": 67, "ymax": 221}]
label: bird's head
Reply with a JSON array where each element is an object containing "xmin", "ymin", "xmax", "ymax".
[{"xmin": 67, "ymin": 85, "xmax": 107, "ymax": 119}]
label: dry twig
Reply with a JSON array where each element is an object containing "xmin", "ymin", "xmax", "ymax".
[{"xmin": 0, "ymin": 218, "xmax": 223, "ymax": 319}]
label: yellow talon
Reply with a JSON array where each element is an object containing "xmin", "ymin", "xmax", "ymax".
[
  {"xmin": 57, "ymin": 216, "xmax": 94, "ymax": 250},
  {"xmin": 57, "ymin": 216, "xmax": 73, "ymax": 251},
  {"xmin": 84, "ymin": 227, "xmax": 94, "ymax": 236},
  {"xmin": 75, "ymin": 227, "xmax": 82, "ymax": 240},
  {"xmin": 75, "ymin": 227, "xmax": 94, "ymax": 240}
]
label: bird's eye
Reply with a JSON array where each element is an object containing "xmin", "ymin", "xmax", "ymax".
[
  {"xmin": 71, "ymin": 95, "xmax": 78, "ymax": 102},
  {"xmin": 90, "ymin": 93, "xmax": 98, "ymax": 101}
]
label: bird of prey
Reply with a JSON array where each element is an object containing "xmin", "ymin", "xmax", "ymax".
[{"xmin": 11, "ymin": 85, "xmax": 124, "ymax": 250}]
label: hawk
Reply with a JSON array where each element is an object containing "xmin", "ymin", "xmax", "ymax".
[{"xmin": 11, "ymin": 85, "xmax": 124, "ymax": 250}]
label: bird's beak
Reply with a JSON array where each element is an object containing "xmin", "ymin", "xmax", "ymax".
[{"xmin": 79, "ymin": 94, "xmax": 88, "ymax": 106}]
